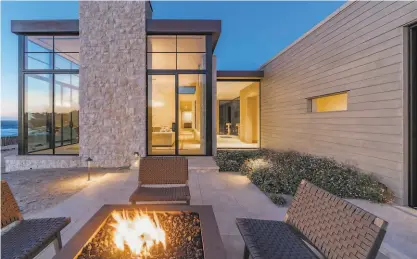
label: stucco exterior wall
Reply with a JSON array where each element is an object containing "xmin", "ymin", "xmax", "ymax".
[
  {"xmin": 79, "ymin": 1, "xmax": 148, "ymax": 167},
  {"xmin": 261, "ymin": 1, "xmax": 417, "ymax": 203}
]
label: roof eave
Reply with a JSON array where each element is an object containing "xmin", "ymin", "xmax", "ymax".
[
  {"xmin": 11, "ymin": 20, "xmax": 79, "ymax": 35},
  {"xmin": 217, "ymin": 70, "xmax": 264, "ymax": 79}
]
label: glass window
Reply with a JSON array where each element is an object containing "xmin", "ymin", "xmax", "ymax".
[
  {"xmin": 178, "ymin": 74, "xmax": 206, "ymax": 155},
  {"xmin": 22, "ymin": 35, "xmax": 79, "ymax": 155},
  {"xmin": 177, "ymin": 36, "xmax": 205, "ymax": 52},
  {"xmin": 54, "ymin": 36, "xmax": 80, "ymax": 53},
  {"xmin": 177, "ymin": 53, "xmax": 205, "ymax": 70},
  {"xmin": 147, "ymin": 75, "xmax": 176, "ymax": 155},
  {"xmin": 54, "ymin": 74, "xmax": 79, "ymax": 154},
  {"xmin": 310, "ymin": 92, "xmax": 348, "ymax": 112},
  {"xmin": 25, "ymin": 36, "xmax": 53, "ymax": 52},
  {"xmin": 24, "ymin": 36, "xmax": 79, "ymax": 70},
  {"xmin": 147, "ymin": 53, "xmax": 176, "ymax": 69},
  {"xmin": 147, "ymin": 35, "xmax": 176, "ymax": 52},
  {"xmin": 25, "ymin": 74, "xmax": 53, "ymax": 154},
  {"xmin": 25, "ymin": 53, "xmax": 52, "ymax": 69},
  {"xmin": 147, "ymin": 35, "xmax": 207, "ymax": 70},
  {"xmin": 54, "ymin": 53, "xmax": 79, "ymax": 70}
]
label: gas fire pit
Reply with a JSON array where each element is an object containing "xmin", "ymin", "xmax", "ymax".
[{"xmin": 54, "ymin": 205, "xmax": 226, "ymax": 259}]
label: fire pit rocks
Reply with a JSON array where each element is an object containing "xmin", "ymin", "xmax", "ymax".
[{"xmin": 55, "ymin": 205, "xmax": 226, "ymax": 259}]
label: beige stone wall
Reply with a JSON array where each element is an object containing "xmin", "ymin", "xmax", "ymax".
[
  {"xmin": 79, "ymin": 1, "xmax": 148, "ymax": 167},
  {"xmin": 261, "ymin": 1, "xmax": 417, "ymax": 204}
]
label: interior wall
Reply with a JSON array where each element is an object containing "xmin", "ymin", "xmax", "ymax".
[
  {"xmin": 240, "ymin": 82, "xmax": 260, "ymax": 143},
  {"xmin": 313, "ymin": 92, "xmax": 348, "ymax": 112},
  {"xmin": 216, "ymin": 100, "xmax": 220, "ymax": 134},
  {"xmin": 152, "ymin": 98, "xmax": 176, "ymax": 129}
]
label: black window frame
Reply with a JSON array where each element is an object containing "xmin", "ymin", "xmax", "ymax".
[
  {"xmin": 18, "ymin": 35, "xmax": 80, "ymax": 156},
  {"xmin": 147, "ymin": 35, "xmax": 207, "ymax": 71},
  {"xmin": 146, "ymin": 33, "xmax": 213, "ymax": 156},
  {"xmin": 408, "ymin": 24, "xmax": 417, "ymax": 207}
]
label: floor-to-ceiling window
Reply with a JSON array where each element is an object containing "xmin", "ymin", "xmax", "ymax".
[
  {"xmin": 216, "ymin": 80, "xmax": 260, "ymax": 149},
  {"xmin": 147, "ymin": 35, "xmax": 212, "ymax": 155},
  {"xmin": 20, "ymin": 35, "xmax": 79, "ymax": 155}
]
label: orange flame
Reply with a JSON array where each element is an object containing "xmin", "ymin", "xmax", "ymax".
[{"xmin": 110, "ymin": 210, "xmax": 166, "ymax": 256}]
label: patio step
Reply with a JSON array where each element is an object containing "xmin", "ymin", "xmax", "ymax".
[{"xmin": 187, "ymin": 156, "xmax": 219, "ymax": 174}]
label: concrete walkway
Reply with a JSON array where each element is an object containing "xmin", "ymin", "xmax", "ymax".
[{"xmin": 28, "ymin": 170, "xmax": 416, "ymax": 259}]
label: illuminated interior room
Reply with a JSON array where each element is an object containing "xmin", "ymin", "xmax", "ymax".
[{"xmin": 216, "ymin": 81, "xmax": 260, "ymax": 149}]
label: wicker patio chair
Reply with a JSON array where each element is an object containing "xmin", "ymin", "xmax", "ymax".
[
  {"xmin": 1, "ymin": 180, "xmax": 71, "ymax": 259},
  {"xmin": 129, "ymin": 157, "xmax": 190, "ymax": 205},
  {"xmin": 236, "ymin": 180, "xmax": 388, "ymax": 259}
]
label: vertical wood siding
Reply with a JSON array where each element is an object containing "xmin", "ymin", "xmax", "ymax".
[{"xmin": 261, "ymin": 1, "xmax": 417, "ymax": 202}]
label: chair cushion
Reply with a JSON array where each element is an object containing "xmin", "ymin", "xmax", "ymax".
[
  {"xmin": 1, "ymin": 217, "xmax": 70, "ymax": 259},
  {"xmin": 129, "ymin": 186, "xmax": 190, "ymax": 202},
  {"xmin": 236, "ymin": 218, "xmax": 319, "ymax": 259}
]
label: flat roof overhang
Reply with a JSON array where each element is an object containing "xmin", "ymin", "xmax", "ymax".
[
  {"xmin": 11, "ymin": 20, "xmax": 79, "ymax": 35},
  {"xmin": 147, "ymin": 19, "xmax": 221, "ymax": 50},
  {"xmin": 217, "ymin": 70, "xmax": 264, "ymax": 80}
]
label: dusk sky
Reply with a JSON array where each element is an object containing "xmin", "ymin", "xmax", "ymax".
[{"xmin": 1, "ymin": 1, "xmax": 345, "ymax": 120}]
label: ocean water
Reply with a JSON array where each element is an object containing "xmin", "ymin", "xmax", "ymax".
[{"xmin": 1, "ymin": 120, "xmax": 18, "ymax": 137}]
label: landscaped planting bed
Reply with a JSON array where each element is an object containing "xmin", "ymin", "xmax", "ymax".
[{"xmin": 215, "ymin": 149, "xmax": 393, "ymax": 203}]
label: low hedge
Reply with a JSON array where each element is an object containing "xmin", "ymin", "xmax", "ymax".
[
  {"xmin": 215, "ymin": 149, "xmax": 264, "ymax": 172},
  {"xmin": 216, "ymin": 149, "xmax": 393, "ymax": 203}
]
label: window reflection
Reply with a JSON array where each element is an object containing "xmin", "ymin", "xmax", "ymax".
[
  {"xmin": 54, "ymin": 36, "xmax": 80, "ymax": 53},
  {"xmin": 54, "ymin": 53, "xmax": 79, "ymax": 70},
  {"xmin": 25, "ymin": 53, "xmax": 52, "ymax": 70},
  {"xmin": 25, "ymin": 36, "xmax": 53, "ymax": 52},
  {"xmin": 23, "ymin": 35, "xmax": 79, "ymax": 155},
  {"xmin": 54, "ymin": 74, "xmax": 79, "ymax": 154},
  {"xmin": 25, "ymin": 36, "xmax": 80, "ymax": 70},
  {"xmin": 25, "ymin": 74, "xmax": 53, "ymax": 154}
]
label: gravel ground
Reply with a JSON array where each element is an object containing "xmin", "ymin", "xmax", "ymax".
[
  {"xmin": 2, "ymin": 168, "xmax": 108, "ymax": 216},
  {"xmin": 77, "ymin": 212, "xmax": 203, "ymax": 259}
]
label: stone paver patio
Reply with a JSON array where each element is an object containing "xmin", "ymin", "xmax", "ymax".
[{"xmin": 25, "ymin": 169, "xmax": 417, "ymax": 259}]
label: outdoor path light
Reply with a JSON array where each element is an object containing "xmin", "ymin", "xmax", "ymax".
[
  {"xmin": 133, "ymin": 152, "xmax": 140, "ymax": 168},
  {"xmin": 86, "ymin": 157, "xmax": 93, "ymax": 181}
]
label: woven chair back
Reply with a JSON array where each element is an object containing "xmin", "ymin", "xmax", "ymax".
[
  {"xmin": 285, "ymin": 180, "xmax": 388, "ymax": 259},
  {"xmin": 1, "ymin": 180, "xmax": 23, "ymax": 228},
  {"xmin": 139, "ymin": 157, "xmax": 188, "ymax": 184}
]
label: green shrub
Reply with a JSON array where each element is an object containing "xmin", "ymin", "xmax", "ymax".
[
  {"xmin": 215, "ymin": 150, "xmax": 264, "ymax": 172},
  {"xmin": 268, "ymin": 193, "xmax": 287, "ymax": 206},
  {"xmin": 216, "ymin": 149, "xmax": 393, "ymax": 203}
]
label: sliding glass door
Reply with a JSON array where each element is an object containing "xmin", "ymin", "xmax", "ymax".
[
  {"xmin": 178, "ymin": 74, "xmax": 206, "ymax": 155},
  {"xmin": 146, "ymin": 34, "xmax": 212, "ymax": 156},
  {"xmin": 148, "ymin": 75, "xmax": 176, "ymax": 155},
  {"xmin": 147, "ymin": 74, "xmax": 206, "ymax": 155}
]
